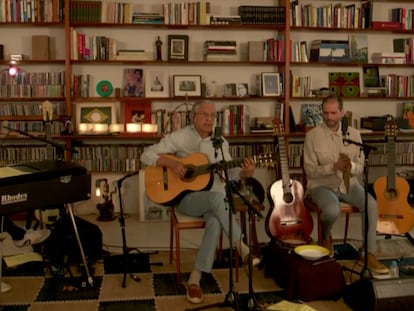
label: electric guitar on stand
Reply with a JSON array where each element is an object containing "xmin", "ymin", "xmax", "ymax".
[
  {"xmin": 374, "ymin": 116, "xmax": 414, "ymax": 235},
  {"xmin": 266, "ymin": 120, "xmax": 313, "ymax": 245}
]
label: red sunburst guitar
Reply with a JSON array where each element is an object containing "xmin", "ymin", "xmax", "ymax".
[
  {"xmin": 374, "ymin": 116, "xmax": 414, "ymax": 235},
  {"xmin": 145, "ymin": 152, "xmax": 276, "ymax": 205},
  {"xmin": 266, "ymin": 121, "xmax": 313, "ymax": 244}
]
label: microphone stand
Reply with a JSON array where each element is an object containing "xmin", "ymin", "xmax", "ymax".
[
  {"xmin": 187, "ymin": 134, "xmax": 239, "ymax": 311},
  {"xmin": 231, "ymin": 186, "xmax": 264, "ymax": 311},
  {"xmin": 115, "ymin": 172, "xmax": 163, "ymax": 288},
  {"xmin": 343, "ymin": 137, "xmax": 377, "ymax": 279}
]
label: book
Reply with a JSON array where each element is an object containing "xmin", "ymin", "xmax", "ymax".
[{"xmin": 32, "ymin": 35, "xmax": 50, "ymax": 60}]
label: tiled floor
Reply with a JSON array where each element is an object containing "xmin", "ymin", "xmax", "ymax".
[{"xmin": 2, "ymin": 211, "xmax": 414, "ymax": 311}]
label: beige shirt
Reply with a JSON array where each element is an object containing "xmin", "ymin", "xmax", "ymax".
[{"xmin": 303, "ymin": 122, "xmax": 365, "ymax": 194}]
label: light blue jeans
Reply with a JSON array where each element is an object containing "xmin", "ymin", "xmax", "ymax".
[
  {"xmin": 177, "ymin": 191, "xmax": 242, "ymax": 273},
  {"xmin": 310, "ymin": 184, "xmax": 378, "ymax": 254}
]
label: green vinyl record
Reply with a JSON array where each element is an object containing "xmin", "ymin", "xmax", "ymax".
[{"xmin": 96, "ymin": 80, "xmax": 113, "ymax": 97}]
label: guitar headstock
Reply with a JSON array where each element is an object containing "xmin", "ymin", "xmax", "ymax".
[
  {"xmin": 272, "ymin": 118, "xmax": 285, "ymax": 136},
  {"xmin": 384, "ymin": 115, "xmax": 397, "ymax": 139},
  {"xmin": 254, "ymin": 153, "xmax": 278, "ymax": 168}
]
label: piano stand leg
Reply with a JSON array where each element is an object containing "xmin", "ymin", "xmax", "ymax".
[{"xmin": 65, "ymin": 204, "xmax": 94, "ymax": 287}]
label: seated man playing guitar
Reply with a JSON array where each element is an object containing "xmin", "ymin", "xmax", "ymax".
[
  {"xmin": 303, "ymin": 95, "xmax": 388, "ymax": 275},
  {"xmin": 140, "ymin": 100, "xmax": 258, "ymax": 304}
]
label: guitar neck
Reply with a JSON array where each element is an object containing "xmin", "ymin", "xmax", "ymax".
[
  {"xmin": 278, "ymin": 136, "xmax": 291, "ymax": 188},
  {"xmin": 387, "ymin": 137, "xmax": 396, "ymax": 190}
]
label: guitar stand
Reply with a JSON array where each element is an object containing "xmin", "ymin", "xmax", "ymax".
[{"xmin": 116, "ymin": 173, "xmax": 163, "ymax": 288}]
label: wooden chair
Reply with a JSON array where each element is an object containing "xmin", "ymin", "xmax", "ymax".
[
  {"xmin": 169, "ymin": 206, "xmax": 239, "ymax": 286},
  {"xmin": 303, "ymin": 198, "xmax": 359, "ymax": 245}
]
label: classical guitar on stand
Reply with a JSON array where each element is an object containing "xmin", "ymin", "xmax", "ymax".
[
  {"xmin": 266, "ymin": 121, "xmax": 313, "ymax": 245},
  {"xmin": 145, "ymin": 152, "xmax": 276, "ymax": 205},
  {"xmin": 374, "ymin": 116, "xmax": 414, "ymax": 235}
]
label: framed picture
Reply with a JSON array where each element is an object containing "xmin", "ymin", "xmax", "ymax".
[
  {"xmin": 123, "ymin": 68, "xmax": 145, "ymax": 97},
  {"xmin": 168, "ymin": 35, "xmax": 189, "ymax": 61},
  {"xmin": 145, "ymin": 70, "xmax": 169, "ymax": 98},
  {"xmin": 124, "ymin": 99, "xmax": 152, "ymax": 123},
  {"xmin": 261, "ymin": 72, "xmax": 281, "ymax": 96},
  {"xmin": 237, "ymin": 83, "xmax": 249, "ymax": 97},
  {"xmin": 173, "ymin": 75, "xmax": 202, "ymax": 97},
  {"xmin": 76, "ymin": 102, "xmax": 116, "ymax": 131},
  {"xmin": 223, "ymin": 83, "xmax": 237, "ymax": 97}
]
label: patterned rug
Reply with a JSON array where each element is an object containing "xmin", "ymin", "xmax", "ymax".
[{"xmin": 0, "ymin": 250, "xmax": 285, "ymax": 311}]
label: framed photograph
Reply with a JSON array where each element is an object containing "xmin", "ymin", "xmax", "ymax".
[
  {"xmin": 173, "ymin": 75, "xmax": 202, "ymax": 97},
  {"xmin": 145, "ymin": 70, "xmax": 169, "ymax": 98},
  {"xmin": 124, "ymin": 99, "xmax": 152, "ymax": 123},
  {"xmin": 76, "ymin": 102, "xmax": 116, "ymax": 131},
  {"xmin": 168, "ymin": 35, "xmax": 189, "ymax": 61},
  {"xmin": 223, "ymin": 83, "xmax": 237, "ymax": 97},
  {"xmin": 237, "ymin": 83, "xmax": 249, "ymax": 97},
  {"xmin": 261, "ymin": 72, "xmax": 281, "ymax": 96},
  {"xmin": 123, "ymin": 68, "xmax": 145, "ymax": 97}
]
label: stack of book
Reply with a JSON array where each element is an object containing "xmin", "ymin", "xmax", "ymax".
[
  {"xmin": 116, "ymin": 49, "xmax": 151, "ymax": 60},
  {"xmin": 203, "ymin": 41, "xmax": 237, "ymax": 61},
  {"xmin": 131, "ymin": 12, "xmax": 164, "ymax": 24},
  {"xmin": 210, "ymin": 16, "xmax": 241, "ymax": 24}
]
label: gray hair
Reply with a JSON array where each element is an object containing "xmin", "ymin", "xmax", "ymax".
[{"xmin": 190, "ymin": 100, "xmax": 216, "ymax": 122}]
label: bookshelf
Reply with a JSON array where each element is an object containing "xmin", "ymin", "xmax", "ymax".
[{"xmin": 0, "ymin": 0, "xmax": 414, "ymax": 173}]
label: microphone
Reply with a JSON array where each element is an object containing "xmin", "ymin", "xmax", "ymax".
[
  {"xmin": 211, "ymin": 126, "xmax": 222, "ymax": 158},
  {"xmin": 342, "ymin": 116, "xmax": 349, "ymax": 141}
]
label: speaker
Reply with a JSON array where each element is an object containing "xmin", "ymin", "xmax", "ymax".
[{"xmin": 343, "ymin": 278, "xmax": 414, "ymax": 311}]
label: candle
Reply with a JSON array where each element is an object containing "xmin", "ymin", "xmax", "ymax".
[
  {"xmin": 110, "ymin": 123, "xmax": 124, "ymax": 133},
  {"xmin": 126, "ymin": 123, "xmax": 142, "ymax": 133},
  {"xmin": 142, "ymin": 123, "xmax": 158, "ymax": 133}
]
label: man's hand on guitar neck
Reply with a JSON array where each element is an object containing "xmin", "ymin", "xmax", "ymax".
[{"xmin": 240, "ymin": 158, "xmax": 255, "ymax": 179}]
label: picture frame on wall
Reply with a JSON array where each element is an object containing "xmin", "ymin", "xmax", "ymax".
[
  {"xmin": 173, "ymin": 75, "xmax": 202, "ymax": 97},
  {"xmin": 124, "ymin": 99, "xmax": 152, "ymax": 123},
  {"xmin": 261, "ymin": 72, "xmax": 281, "ymax": 96},
  {"xmin": 168, "ymin": 35, "xmax": 189, "ymax": 61},
  {"xmin": 145, "ymin": 70, "xmax": 169, "ymax": 98},
  {"xmin": 76, "ymin": 102, "xmax": 116, "ymax": 133}
]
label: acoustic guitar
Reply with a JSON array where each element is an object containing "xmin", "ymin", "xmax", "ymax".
[
  {"xmin": 374, "ymin": 116, "xmax": 414, "ymax": 235},
  {"xmin": 145, "ymin": 152, "xmax": 276, "ymax": 205},
  {"xmin": 266, "ymin": 122, "xmax": 313, "ymax": 244}
]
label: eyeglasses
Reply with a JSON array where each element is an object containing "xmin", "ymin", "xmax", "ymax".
[{"xmin": 196, "ymin": 112, "xmax": 216, "ymax": 119}]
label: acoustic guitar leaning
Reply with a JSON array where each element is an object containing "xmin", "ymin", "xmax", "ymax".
[
  {"xmin": 145, "ymin": 152, "xmax": 276, "ymax": 205},
  {"xmin": 374, "ymin": 116, "xmax": 414, "ymax": 235},
  {"xmin": 266, "ymin": 122, "xmax": 313, "ymax": 244}
]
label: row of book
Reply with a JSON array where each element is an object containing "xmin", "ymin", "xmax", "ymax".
[
  {"xmin": 71, "ymin": 28, "xmax": 117, "ymax": 61},
  {"xmin": 229, "ymin": 144, "xmax": 274, "ymax": 160},
  {"xmin": 238, "ymin": 5, "xmax": 285, "ymax": 25},
  {"xmin": 290, "ymin": 74, "xmax": 312, "ymax": 97},
  {"xmin": 163, "ymin": 0, "xmax": 210, "ymax": 25},
  {"xmin": 0, "ymin": 0, "xmax": 64, "ymax": 22},
  {"xmin": 0, "ymin": 101, "xmax": 65, "ymax": 117},
  {"xmin": 70, "ymin": 0, "xmax": 131, "ymax": 24},
  {"xmin": 72, "ymin": 74, "xmax": 90, "ymax": 98},
  {"xmin": 391, "ymin": 7, "xmax": 414, "ymax": 31},
  {"xmin": 290, "ymin": 0, "xmax": 371, "ymax": 29},
  {"xmin": 0, "ymin": 147, "xmax": 55, "ymax": 165},
  {"xmin": 0, "ymin": 71, "xmax": 65, "ymax": 86},
  {"xmin": 73, "ymin": 159, "xmax": 140, "ymax": 173},
  {"xmin": 0, "ymin": 121, "xmax": 62, "ymax": 136},
  {"xmin": 0, "ymin": 85, "xmax": 64, "ymax": 98},
  {"xmin": 393, "ymin": 38, "xmax": 414, "ymax": 65},
  {"xmin": 152, "ymin": 109, "xmax": 190, "ymax": 135}
]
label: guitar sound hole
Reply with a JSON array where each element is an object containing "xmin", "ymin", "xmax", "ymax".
[
  {"xmin": 183, "ymin": 166, "xmax": 195, "ymax": 180},
  {"xmin": 283, "ymin": 193, "xmax": 293, "ymax": 204}
]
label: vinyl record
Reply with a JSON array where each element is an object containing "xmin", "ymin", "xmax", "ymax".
[
  {"xmin": 96, "ymin": 80, "xmax": 113, "ymax": 97},
  {"xmin": 342, "ymin": 84, "xmax": 360, "ymax": 97}
]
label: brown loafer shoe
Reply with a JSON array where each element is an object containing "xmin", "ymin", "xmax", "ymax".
[
  {"xmin": 186, "ymin": 283, "xmax": 204, "ymax": 304},
  {"xmin": 357, "ymin": 253, "xmax": 389, "ymax": 274}
]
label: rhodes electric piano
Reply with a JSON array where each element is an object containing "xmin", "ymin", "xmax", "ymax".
[{"xmin": 0, "ymin": 160, "xmax": 91, "ymax": 215}]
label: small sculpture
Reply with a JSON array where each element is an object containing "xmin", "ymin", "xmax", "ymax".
[{"xmin": 156, "ymin": 36, "xmax": 162, "ymax": 61}]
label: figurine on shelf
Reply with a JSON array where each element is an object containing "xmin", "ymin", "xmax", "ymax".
[
  {"xmin": 156, "ymin": 36, "xmax": 162, "ymax": 61},
  {"xmin": 96, "ymin": 180, "xmax": 116, "ymax": 221}
]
